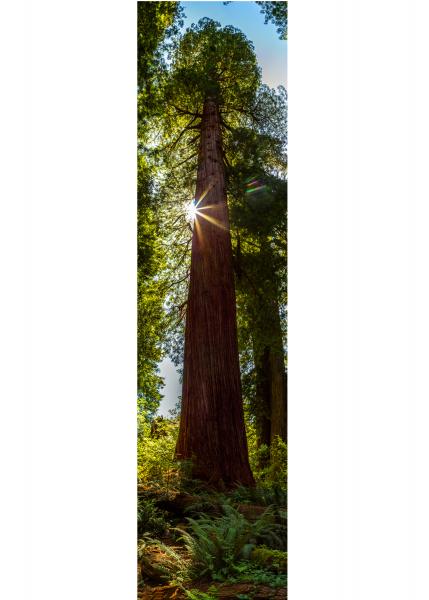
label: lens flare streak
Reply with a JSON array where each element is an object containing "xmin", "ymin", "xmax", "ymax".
[{"xmin": 245, "ymin": 179, "xmax": 267, "ymax": 194}]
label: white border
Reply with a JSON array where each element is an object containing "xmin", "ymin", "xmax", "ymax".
[
  {"xmin": 290, "ymin": 1, "xmax": 429, "ymax": 598},
  {"xmin": 28, "ymin": 1, "xmax": 136, "ymax": 599}
]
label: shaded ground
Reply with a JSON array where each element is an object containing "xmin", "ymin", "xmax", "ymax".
[
  {"xmin": 140, "ymin": 582, "xmax": 287, "ymax": 600},
  {"xmin": 138, "ymin": 490, "xmax": 287, "ymax": 600}
]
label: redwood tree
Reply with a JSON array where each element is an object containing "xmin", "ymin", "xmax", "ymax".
[{"xmin": 160, "ymin": 19, "xmax": 262, "ymax": 486}]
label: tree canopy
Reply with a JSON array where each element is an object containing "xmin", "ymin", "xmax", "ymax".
[
  {"xmin": 256, "ymin": 1, "xmax": 288, "ymax": 40},
  {"xmin": 137, "ymin": 2, "xmax": 183, "ymax": 414},
  {"xmin": 224, "ymin": 0, "xmax": 288, "ymax": 40}
]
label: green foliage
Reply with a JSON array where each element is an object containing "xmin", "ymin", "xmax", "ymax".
[
  {"xmin": 138, "ymin": 538, "xmax": 190, "ymax": 583},
  {"xmin": 183, "ymin": 492, "xmax": 230, "ymax": 518},
  {"xmin": 143, "ymin": 18, "xmax": 284, "ymax": 394},
  {"xmin": 137, "ymin": 154, "xmax": 166, "ymax": 403},
  {"xmin": 256, "ymin": 1, "xmax": 288, "ymax": 40},
  {"xmin": 138, "ymin": 1, "xmax": 184, "ymax": 119},
  {"xmin": 178, "ymin": 505, "xmax": 283, "ymax": 580},
  {"xmin": 229, "ymin": 483, "xmax": 287, "ymax": 509},
  {"xmin": 250, "ymin": 546, "xmax": 287, "ymax": 573},
  {"xmin": 137, "ymin": 3, "xmax": 184, "ymax": 401},
  {"xmin": 224, "ymin": 1, "xmax": 288, "ymax": 41},
  {"xmin": 226, "ymin": 89, "xmax": 287, "ymax": 453},
  {"xmin": 244, "ymin": 418, "xmax": 287, "ymax": 487},
  {"xmin": 157, "ymin": 18, "xmax": 263, "ymax": 191},
  {"xmin": 267, "ymin": 437, "xmax": 287, "ymax": 485},
  {"xmin": 165, "ymin": 18, "xmax": 261, "ymax": 121},
  {"xmin": 228, "ymin": 561, "xmax": 287, "ymax": 588},
  {"xmin": 249, "ymin": 438, "xmax": 287, "ymax": 486},
  {"xmin": 138, "ymin": 496, "xmax": 169, "ymax": 538},
  {"xmin": 137, "ymin": 416, "xmax": 180, "ymax": 492},
  {"xmin": 184, "ymin": 589, "xmax": 218, "ymax": 600}
]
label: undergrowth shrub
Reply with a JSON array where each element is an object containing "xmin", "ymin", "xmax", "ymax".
[
  {"xmin": 183, "ymin": 491, "xmax": 233, "ymax": 518},
  {"xmin": 228, "ymin": 483, "xmax": 287, "ymax": 508},
  {"xmin": 137, "ymin": 415, "xmax": 180, "ymax": 493},
  {"xmin": 249, "ymin": 437, "xmax": 287, "ymax": 486},
  {"xmin": 250, "ymin": 546, "xmax": 287, "ymax": 573},
  {"xmin": 227, "ymin": 561, "xmax": 287, "ymax": 588},
  {"xmin": 138, "ymin": 538, "xmax": 190, "ymax": 583},
  {"xmin": 178, "ymin": 504, "xmax": 284, "ymax": 580},
  {"xmin": 138, "ymin": 497, "xmax": 169, "ymax": 538}
]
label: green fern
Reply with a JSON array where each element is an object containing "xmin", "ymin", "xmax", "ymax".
[
  {"xmin": 138, "ymin": 537, "xmax": 191, "ymax": 582},
  {"xmin": 229, "ymin": 484, "xmax": 287, "ymax": 508},
  {"xmin": 250, "ymin": 546, "xmax": 287, "ymax": 573},
  {"xmin": 137, "ymin": 496, "xmax": 169, "ymax": 537},
  {"xmin": 177, "ymin": 504, "xmax": 285, "ymax": 579}
]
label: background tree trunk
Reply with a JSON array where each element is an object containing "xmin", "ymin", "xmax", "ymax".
[
  {"xmin": 176, "ymin": 98, "xmax": 255, "ymax": 488},
  {"xmin": 269, "ymin": 300, "xmax": 287, "ymax": 444},
  {"xmin": 252, "ymin": 303, "xmax": 287, "ymax": 449},
  {"xmin": 254, "ymin": 344, "xmax": 272, "ymax": 450}
]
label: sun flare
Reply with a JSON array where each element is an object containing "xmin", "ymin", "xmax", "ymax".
[{"xmin": 186, "ymin": 200, "xmax": 198, "ymax": 223}]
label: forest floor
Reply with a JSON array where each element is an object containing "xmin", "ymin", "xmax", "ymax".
[
  {"xmin": 138, "ymin": 489, "xmax": 287, "ymax": 600},
  {"xmin": 139, "ymin": 581, "xmax": 287, "ymax": 599}
]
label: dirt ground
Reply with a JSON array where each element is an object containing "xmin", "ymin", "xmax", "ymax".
[{"xmin": 139, "ymin": 582, "xmax": 287, "ymax": 599}]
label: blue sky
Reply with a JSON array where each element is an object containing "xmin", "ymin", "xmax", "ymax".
[{"xmin": 158, "ymin": 1, "xmax": 287, "ymax": 417}]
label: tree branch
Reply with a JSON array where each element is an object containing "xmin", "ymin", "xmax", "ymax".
[
  {"xmin": 171, "ymin": 152, "xmax": 198, "ymax": 170},
  {"xmin": 170, "ymin": 104, "xmax": 203, "ymax": 118},
  {"xmin": 167, "ymin": 115, "xmax": 200, "ymax": 152}
]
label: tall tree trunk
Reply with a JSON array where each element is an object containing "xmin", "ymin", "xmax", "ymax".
[
  {"xmin": 269, "ymin": 300, "xmax": 287, "ymax": 445},
  {"xmin": 254, "ymin": 344, "xmax": 271, "ymax": 449},
  {"xmin": 252, "ymin": 307, "xmax": 287, "ymax": 452},
  {"xmin": 176, "ymin": 98, "xmax": 254, "ymax": 488},
  {"xmin": 253, "ymin": 343, "xmax": 271, "ymax": 469},
  {"xmin": 251, "ymin": 294, "xmax": 287, "ymax": 448}
]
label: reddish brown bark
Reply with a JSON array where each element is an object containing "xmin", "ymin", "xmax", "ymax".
[{"xmin": 175, "ymin": 98, "xmax": 254, "ymax": 488}]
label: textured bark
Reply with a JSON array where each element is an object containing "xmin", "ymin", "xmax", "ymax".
[
  {"xmin": 254, "ymin": 345, "xmax": 271, "ymax": 448},
  {"xmin": 269, "ymin": 302, "xmax": 287, "ymax": 444},
  {"xmin": 176, "ymin": 98, "xmax": 255, "ymax": 488}
]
